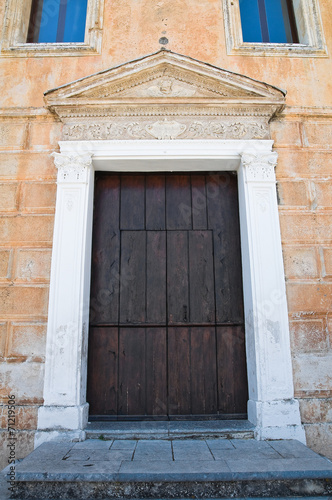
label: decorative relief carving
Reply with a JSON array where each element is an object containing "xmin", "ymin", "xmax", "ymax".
[
  {"xmin": 75, "ymin": 68, "xmax": 166, "ymax": 98},
  {"xmin": 51, "ymin": 152, "xmax": 93, "ymax": 183},
  {"xmin": 73, "ymin": 70, "xmax": 253, "ymax": 100},
  {"xmin": 45, "ymin": 51, "xmax": 285, "ymax": 145},
  {"xmin": 63, "ymin": 119, "xmax": 269, "ymax": 141},
  {"xmin": 125, "ymin": 123, "xmax": 150, "ymax": 139},
  {"xmin": 145, "ymin": 79, "xmax": 196, "ymax": 97},
  {"xmin": 255, "ymin": 191, "xmax": 271, "ymax": 213},
  {"xmin": 241, "ymin": 152, "xmax": 278, "ymax": 182},
  {"xmin": 66, "ymin": 196, "xmax": 74, "ymax": 212},
  {"xmin": 145, "ymin": 120, "xmax": 186, "ymax": 139}
]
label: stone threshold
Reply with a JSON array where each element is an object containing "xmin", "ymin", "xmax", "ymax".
[{"xmin": 85, "ymin": 419, "xmax": 255, "ymax": 440}]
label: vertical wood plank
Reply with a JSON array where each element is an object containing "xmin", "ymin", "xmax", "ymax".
[
  {"xmin": 146, "ymin": 328, "xmax": 167, "ymax": 416},
  {"xmin": 190, "ymin": 327, "xmax": 218, "ymax": 415},
  {"xmin": 217, "ymin": 326, "xmax": 248, "ymax": 414},
  {"xmin": 146, "ymin": 175, "xmax": 166, "ymax": 230},
  {"xmin": 207, "ymin": 173, "xmax": 244, "ymax": 323},
  {"xmin": 120, "ymin": 231, "xmax": 146, "ymax": 324},
  {"xmin": 189, "ymin": 231, "xmax": 215, "ymax": 323},
  {"xmin": 118, "ymin": 328, "xmax": 146, "ymax": 415},
  {"xmin": 191, "ymin": 174, "xmax": 208, "ymax": 230},
  {"xmin": 166, "ymin": 175, "xmax": 192, "ymax": 230},
  {"xmin": 167, "ymin": 231, "xmax": 189, "ymax": 324},
  {"xmin": 120, "ymin": 175, "xmax": 145, "ymax": 230},
  {"xmin": 146, "ymin": 231, "xmax": 166, "ymax": 324},
  {"xmin": 87, "ymin": 327, "xmax": 118, "ymax": 415},
  {"xmin": 90, "ymin": 174, "xmax": 120, "ymax": 325},
  {"xmin": 168, "ymin": 327, "xmax": 191, "ymax": 415}
]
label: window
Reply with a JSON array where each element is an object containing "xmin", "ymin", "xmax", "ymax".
[
  {"xmin": 223, "ymin": 0, "xmax": 327, "ymax": 57},
  {"xmin": 27, "ymin": 0, "xmax": 88, "ymax": 44},
  {"xmin": 239, "ymin": 0, "xmax": 299, "ymax": 44},
  {"xmin": 1, "ymin": 0, "xmax": 104, "ymax": 57}
]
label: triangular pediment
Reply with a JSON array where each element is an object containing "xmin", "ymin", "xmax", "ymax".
[
  {"xmin": 45, "ymin": 50, "xmax": 286, "ymax": 141},
  {"xmin": 45, "ymin": 49, "xmax": 285, "ymax": 104}
]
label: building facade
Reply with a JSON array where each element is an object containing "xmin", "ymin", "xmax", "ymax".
[{"xmin": 0, "ymin": 0, "xmax": 331, "ymax": 469}]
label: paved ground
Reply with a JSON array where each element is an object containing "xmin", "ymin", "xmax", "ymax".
[
  {"xmin": 2, "ymin": 438, "xmax": 332, "ymax": 499},
  {"xmin": 12, "ymin": 438, "xmax": 332, "ymax": 480}
]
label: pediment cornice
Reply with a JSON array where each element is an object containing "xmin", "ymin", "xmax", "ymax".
[{"xmin": 44, "ymin": 49, "xmax": 286, "ymax": 141}]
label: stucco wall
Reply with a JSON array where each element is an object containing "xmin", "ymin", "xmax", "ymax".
[{"xmin": 0, "ymin": 0, "xmax": 331, "ymax": 469}]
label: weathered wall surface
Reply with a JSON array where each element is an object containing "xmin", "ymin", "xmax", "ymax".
[
  {"xmin": 273, "ymin": 111, "xmax": 332, "ymax": 458},
  {"xmin": 0, "ymin": 112, "xmax": 60, "ymax": 469},
  {"xmin": 0, "ymin": 0, "xmax": 331, "ymax": 468}
]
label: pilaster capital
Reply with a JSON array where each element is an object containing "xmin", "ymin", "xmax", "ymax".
[
  {"xmin": 51, "ymin": 152, "xmax": 93, "ymax": 183},
  {"xmin": 241, "ymin": 151, "xmax": 278, "ymax": 182}
]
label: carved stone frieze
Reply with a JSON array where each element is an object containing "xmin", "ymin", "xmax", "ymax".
[
  {"xmin": 51, "ymin": 152, "xmax": 93, "ymax": 182},
  {"xmin": 63, "ymin": 117, "xmax": 270, "ymax": 141}
]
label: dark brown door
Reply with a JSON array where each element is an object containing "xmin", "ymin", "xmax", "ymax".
[{"xmin": 87, "ymin": 172, "xmax": 248, "ymax": 419}]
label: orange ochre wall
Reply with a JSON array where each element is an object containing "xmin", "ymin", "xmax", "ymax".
[{"xmin": 0, "ymin": 0, "xmax": 331, "ymax": 467}]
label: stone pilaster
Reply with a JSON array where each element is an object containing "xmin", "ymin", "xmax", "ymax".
[
  {"xmin": 36, "ymin": 153, "xmax": 94, "ymax": 446},
  {"xmin": 238, "ymin": 150, "xmax": 305, "ymax": 442}
]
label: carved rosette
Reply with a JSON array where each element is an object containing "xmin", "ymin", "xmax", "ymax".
[
  {"xmin": 51, "ymin": 152, "xmax": 93, "ymax": 183},
  {"xmin": 241, "ymin": 152, "xmax": 278, "ymax": 182}
]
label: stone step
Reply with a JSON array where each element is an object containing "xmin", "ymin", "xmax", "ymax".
[
  {"xmin": 10, "ymin": 438, "xmax": 332, "ymax": 499},
  {"xmin": 85, "ymin": 420, "xmax": 255, "ymax": 440}
]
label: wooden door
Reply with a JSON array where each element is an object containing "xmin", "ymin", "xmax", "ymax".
[{"xmin": 87, "ymin": 172, "xmax": 248, "ymax": 419}]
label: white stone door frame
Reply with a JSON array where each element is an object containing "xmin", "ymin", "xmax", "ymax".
[{"xmin": 36, "ymin": 138, "xmax": 305, "ymax": 446}]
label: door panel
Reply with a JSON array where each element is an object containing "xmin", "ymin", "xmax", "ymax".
[
  {"xmin": 87, "ymin": 172, "xmax": 248, "ymax": 419},
  {"xmin": 216, "ymin": 325, "xmax": 248, "ymax": 414},
  {"xmin": 120, "ymin": 175, "xmax": 145, "ymax": 230},
  {"xmin": 87, "ymin": 327, "xmax": 118, "ymax": 416},
  {"xmin": 168, "ymin": 327, "xmax": 191, "ymax": 415},
  {"xmin": 188, "ymin": 230, "xmax": 215, "ymax": 324},
  {"xmin": 146, "ymin": 174, "xmax": 166, "ymax": 230},
  {"xmin": 167, "ymin": 231, "xmax": 189, "ymax": 324},
  {"xmin": 146, "ymin": 231, "xmax": 167, "ymax": 324},
  {"xmin": 119, "ymin": 231, "xmax": 146, "ymax": 324}
]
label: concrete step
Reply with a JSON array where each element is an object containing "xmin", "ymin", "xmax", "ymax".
[
  {"xmin": 9, "ymin": 438, "xmax": 332, "ymax": 499},
  {"xmin": 85, "ymin": 420, "xmax": 255, "ymax": 440}
]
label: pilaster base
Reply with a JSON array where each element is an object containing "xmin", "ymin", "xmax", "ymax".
[
  {"xmin": 248, "ymin": 399, "xmax": 306, "ymax": 443},
  {"xmin": 37, "ymin": 403, "xmax": 89, "ymax": 431}
]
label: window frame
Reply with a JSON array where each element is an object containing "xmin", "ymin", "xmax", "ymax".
[
  {"xmin": 0, "ymin": 0, "xmax": 104, "ymax": 57},
  {"xmin": 223, "ymin": 0, "xmax": 328, "ymax": 57}
]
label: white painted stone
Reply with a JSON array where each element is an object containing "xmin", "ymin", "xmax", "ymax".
[
  {"xmin": 38, "ymin": 404, "xmax": 89, "ymax": 431},
  {"xmin": 38, "ymin": 153, "xmax": 94, "ymax": 435},
  {"xmin": 249, "ymin": 399, "xmax": 306, "ymax": 443}
]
